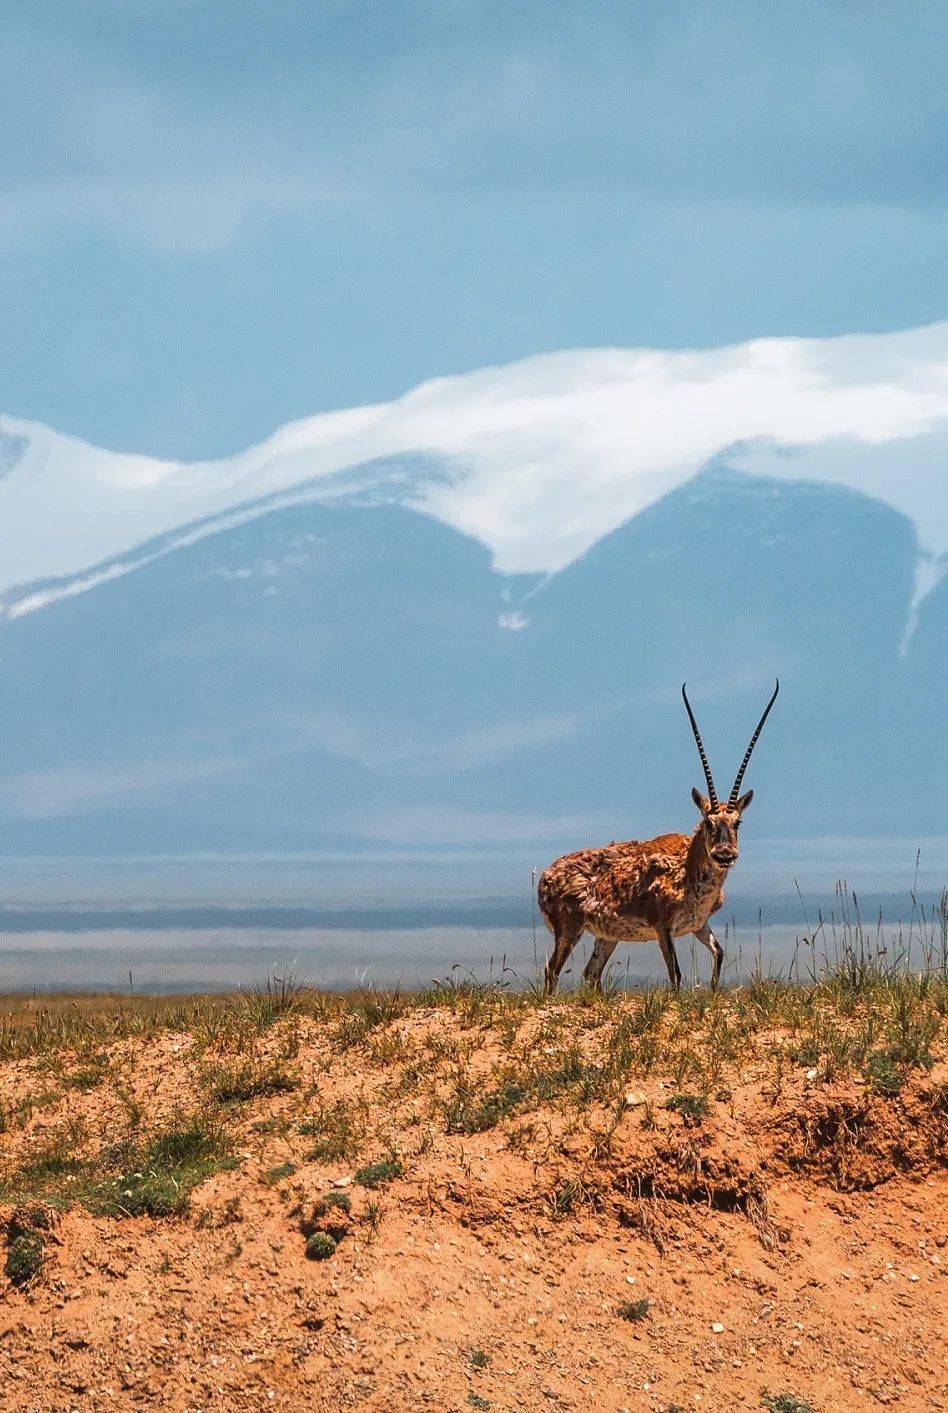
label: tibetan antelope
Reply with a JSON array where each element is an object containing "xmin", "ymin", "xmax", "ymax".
[{"xmin": 538, "ymin": 681, "xmax": 779, "ymax": 993}]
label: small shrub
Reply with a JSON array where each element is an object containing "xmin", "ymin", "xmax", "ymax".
[
  {"xmin": 332, "ymin": 988, "xmax": 408, "ymax": 1049},
  {"xmin": 4, "ymin": 1208, "xmax": 53, "ymax": 1287},
  {"xmin": 663, "ymin": 1093, "xmax": 710, "ymax": 1124},
  {"xmin": 884, "ymin": 993, "xmax": 938, "ymax": 1070},
  {"xmin": 761, "ymin": 1396, "xmax": 813, "ymax": 1413},
  {"xmin": 90, "ymin": 1120, "xmax": 235, "ymax": 1218},
  {"xmin": 300, "ymin": 1193, "xmax": 351, "ymax": 1242},
  {"xmin": 444, "ymin": 1083, "xmax": 525, "ymax": 1135},
  {"xmin": 0, "ymin": 1090, "xmax": 60, "ymax": 1134},
  {"xmin": 470, "ymin": 1349, "xmax": 491, "ymax": 1369},
  {"xmin": 865, "ymin": 1050, "xmax": 902, "ymax": 1096},
  {"xmin": 264, "ymin": 1162, "xmax": 297, "ymax": 1186},
  {"xmin": 148, "ymin": 1124, "xmax": 225, "ymax": 1169},
  {"xmin": 203, "ymin": 1057, "xmax": 297, "ymax": 1103},
  {"xmin": 64, "ymin": 1063, "xmax": 108, "ymax": 1091},
  {"xmin": 4, "ymin": 1116, "xmax": 89, "ymax": 1198},
  {"xmin": 109, "ymin": 1172, "xmax": 181, "ymax": 1217},
  {"xmin": 551, "ymin": 1179, "xmax": 581, "ymax": 1216},
  {"xmin": 467, "ymin": 1395, "xmax": 491, "ymax": 1410},
  {"xmin": 5, "ymin": 1231, "xmax": 45, "ymax": 1287},
  {"xmin": 355, "ymin": 1157, "xmax": 402, "ymax": 1189},
  {"xmin": 13, "ymin": 1151, "xmax": 84, "ymax": 1190},
  {"xmin": 305, "ymin": 1232, "xmax": 337, "ymax": 1261},
  {"xmin": 794, "ymin": 1038, "xmax": 820, "ymax": 1067},
  {"xmin": 244, "ymin": 971, "xmax": 304, "ymax": 1026},
  {"xmin": 534, "ymin": 1049, "xmax": 604, "ymax": 1103},
  {"xmin": 300, "ymin": 1099, "xmax": 368, "ymax": 1162},
  {"xmin": 617, "ymin": 1297, "xmax": 650, "ymax": 1322}
]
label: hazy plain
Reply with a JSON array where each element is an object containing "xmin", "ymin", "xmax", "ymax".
[{"xmin": 1, "ymin": 844, "xmax": 944, "ymax": 992}]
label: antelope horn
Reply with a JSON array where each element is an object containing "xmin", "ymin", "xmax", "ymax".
[
  {"xmin": 728, "ymin": 679, "xmax": 780, "ymax": 806},
  {"xmin": 681, "ymin": 683, "xmax": 718, "ymax": 808}
]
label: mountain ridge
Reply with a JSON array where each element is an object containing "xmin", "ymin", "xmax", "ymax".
[
  {"xmin": 3, "ymin": 322, "xmax": 948, "ymax": 627},
  {"xmin": 0, "ymin": 463, "xmax": 943, "ymax": 852},
  {"xmin": 0, "ymin": 328, "xmax": 945, "ymax": 857}
]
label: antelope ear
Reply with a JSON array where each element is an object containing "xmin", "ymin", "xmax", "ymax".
[
  {"xmin": 691, "ymin": 787, "xmax": 712, "ymax": 815},
  {"xmin": 735, "ymin": 789, "xmax": 754, "ymax": 813}
]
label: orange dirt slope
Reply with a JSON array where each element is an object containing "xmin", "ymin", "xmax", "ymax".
[{"xmin": 0, "ymin": 984, "xmax": 945, "ymax": 1411}]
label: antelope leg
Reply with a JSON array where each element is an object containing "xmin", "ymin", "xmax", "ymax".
[
  {"xmin": 544, "ymin": 919, "xmax": 584, "ymax": 994},
  {"xmin": 658, "ymin": 927, "xmax": 682, "ymax": 991},
  {"xmin": 694, "ymin": 923, "xmax": 723, "ymax": 991},
  {"xmin": 583, "ymin": 938, "xmax": 618, "ymax": 991}
]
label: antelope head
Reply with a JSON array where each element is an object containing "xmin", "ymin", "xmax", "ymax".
[{"xmin": 681, "ymin": 680, "xmax": 780, "ymax": 870}]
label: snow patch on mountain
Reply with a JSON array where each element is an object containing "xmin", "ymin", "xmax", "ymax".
[
  {"xmin": 731, "ymin": 426, "xmax": 948, "ymax": 651},
  {"xmin": 2, "ymin": 322, "xmax": 948, "ymax": 620}
]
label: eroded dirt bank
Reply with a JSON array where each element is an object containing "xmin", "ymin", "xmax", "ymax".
[{"xmin": 0, "ymin": 982, "xmax": 946, "ymax": 1411}]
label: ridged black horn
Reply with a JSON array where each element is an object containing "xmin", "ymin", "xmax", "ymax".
[
  {"xmin": 728, "ymin": 679, "xmax": 780, "ymax": 806},
  {"xmin": 681, "ymin": 683, "xmax": 718, "ymax": 808}
]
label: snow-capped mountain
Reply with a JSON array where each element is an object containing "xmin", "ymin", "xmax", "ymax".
[
  {"xmin": 4, "ymin": 322, "xmax": 948, "ymax": 610},
  {"xmin": 0, "ymin": 324, "xmax": 945, "ymax": 860}
]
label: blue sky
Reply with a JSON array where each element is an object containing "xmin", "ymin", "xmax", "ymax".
[{"xmin": 3, "ymin": 1, "xmax": 948, "ymax": 460}]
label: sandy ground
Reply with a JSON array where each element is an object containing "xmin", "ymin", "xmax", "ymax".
[{"xmin": 0, "ymin": 996, "xmax": 946, "ymax": 1412}]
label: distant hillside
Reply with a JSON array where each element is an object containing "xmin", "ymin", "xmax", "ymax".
[
  {"xmin": 0, "ymin": 325, "xmax": 945, "ymax": 859},
  {"xmin": 0, "ymin": 464, "xmax": 942, "ymax": 857}
]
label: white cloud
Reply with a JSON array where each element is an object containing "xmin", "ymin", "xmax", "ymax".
[
  {"xmin": 287, "ymin": 711, "xmax": 580, "ymax": 774},
  {"xmin": 498, "ymin": 611, "xmax": 529, "ymax": 631},
  {"xmin": 3, "ymin": 756, "xmax": 247, "ymax": 819},
  {"xmin": 7, "ymin": 4, "xmax": 948, "ymax": 257},
  {"xmin": 0, "ymin": 23, "xmax": 352, "ymax": 255}
]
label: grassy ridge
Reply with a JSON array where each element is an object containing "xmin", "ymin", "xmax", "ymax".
[
  {"xmin": 1, "ymin": 934, "xmax": 946, "ymax": 1289},
  {"xmin": 1, "ymin": 957, "xmax": 945, "ymax": 1077}
]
